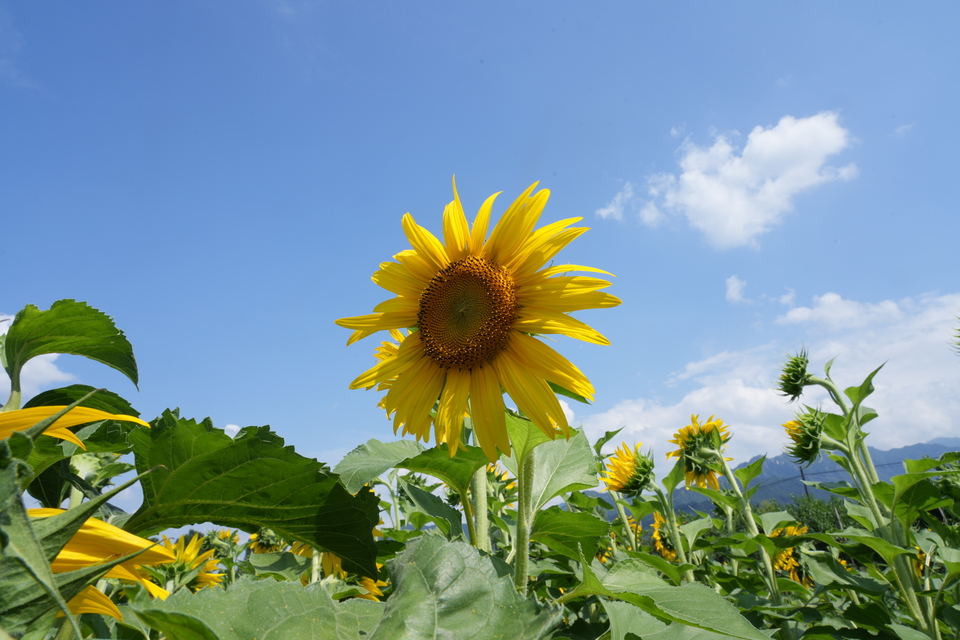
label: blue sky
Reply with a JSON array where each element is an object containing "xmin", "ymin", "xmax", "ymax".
[{"xmin": 3, "ymin": 2, "xmax": 959, "ymax": 487}]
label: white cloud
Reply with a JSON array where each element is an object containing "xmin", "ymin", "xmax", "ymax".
[
  {"xmin": 726, "ymin": 275, "xmax": 747, "ymax": 303},
  {"xmin": 892, "ymin": 123, "xmax": 915, "ymax": 138},
  {"xmin": 776, "ymin": 292, "xmax": 903, "ymax": 330},
  {"xmin": 595, "ymin": 182, "xmax": 635, "ymax": 221},
  {"xmin": 779, "ymin": 288, "xmax": 796, "ymax": 305},
  {"xmin": 583, "ymin": 292, "xmax": 960, "ymax": 473},
  {"xmin": 642, "ymin": 112, "xmax": 857, "ymax": 249},
  {"xmin": 223, "ymin": 424, "xmax": 241, "ymax": 437}
]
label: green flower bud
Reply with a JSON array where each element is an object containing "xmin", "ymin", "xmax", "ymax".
[{"xmin": 778, "ymin": 349, "xmax": 811, "ymax": 402}]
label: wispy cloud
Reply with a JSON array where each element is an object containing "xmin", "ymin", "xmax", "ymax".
[
  {"xmin": 595, "ymin": 181, "xmax": 635, "ymax": 221},
  {"xmin": 0, "ymin": 8, "xmax": 37, "ymax": 90},
  {"xmin": 725, "ymin": 275, "xmax": 747, "ymax": 303},
  {"xmin": 634, "ymin": 112, "xmax": 858, "ymax": 249},
  {"xmin": 892, "ymin": 123, "xmax": 915, "ymax": 138},
  {"xmin": 582, "ymin": 292, "xmax": 960, "ymax": 469}
]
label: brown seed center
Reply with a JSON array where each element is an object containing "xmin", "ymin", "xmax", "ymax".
[{"xmin": 417, "ymin": 255, "xmax": 518, "ymax": 369}]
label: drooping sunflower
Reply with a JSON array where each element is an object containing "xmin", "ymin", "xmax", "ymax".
[
  {"xmin": 337, "ymin": 179, "xmax": 620, "ymax": 461},
  {"xmin": 666, "ymin": 414, "xmax": 732, "ymax": 490},
  {"xmin": 600, "ymin": 442, "xmax": 654, "ymax": 496},
  {"xmin": 29, "ymin": 508, "xmax": 176, "ymax": 619},
  {"xmin": 651, "ymin": 512, "xmax": 677, "ymax": 562},
  {"xmin": 248, "ymin": 529, "xmax": 284, "ymax": 554},
  {"xmin": 770, "ymin": 524, "xmax": 812, "ymax": 587}
]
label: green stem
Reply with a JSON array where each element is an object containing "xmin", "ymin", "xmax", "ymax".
[
  {"xmin": 311, "ymin": 548, "xmax": 321, "ymax": 584},
  {"xmin": 461, "ymin": 486, "xmax": 478, "ymax": 547},
  {"xmin": 513, "ymin": 447, "xmax": 536, "ymax": 595},
  {"xmin": 610, "ymin": 491, "xmax": 637, "ymax": 551},
  {"xmin": 808, "ymin": 376, "xmax": 849, "ymax": 416},
  {"xmin": 471, "ymin": 465, "xmax": 491, "ymax": 552},
  {"xmin": 653, "ymin": 485, "xmax": 695, "ymax": 583},
  {"xmin": 1, "ymin": 378, "xmax": 21, "ymax": 412}
]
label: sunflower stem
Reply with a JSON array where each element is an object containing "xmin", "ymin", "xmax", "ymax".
[
  {"xmin": 311, "ymin": 548, "xmax": 321, "ymax": 584},
  {"xmin": 611, "ymin": 491, "xmax": 637, "ymax": 551},
  {"xmin": 461, "ymin": 485, "xmax": 478, "ymax": 547},
  {"xmin": 1, "ymin": 377, "xmax": 20, "ymax": 412},
  {"xmin": 471, "ymin": 464, "xmax": 491, "ymax": 552},
  {"xmin": 652, "ymin": 485, "xmax": 695, "ymax": 584},
  {"xmin": 513, "ymin": 447, "xmax": 536, "ymax": 595}
]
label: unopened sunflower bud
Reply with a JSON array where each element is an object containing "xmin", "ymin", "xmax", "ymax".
[
  {"xmin": 601, "ymin": 443, "xmax": 655, "ymax": 496},
  {"xmin": 783, "ymin": 408, "xmax": 824, "ymax": 466},
  {"xmin": 777, "ymin": 350, "xmax": 811, "ymax": 402}
]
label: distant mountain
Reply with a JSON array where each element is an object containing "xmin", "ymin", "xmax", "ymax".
[{"xmin": 667, "ymin": 438, "xmax": 960, "ymax": 513}]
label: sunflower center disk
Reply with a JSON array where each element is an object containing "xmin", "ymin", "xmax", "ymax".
[{"xmin": 417, "ymin": 255, "xmax": 519, "ymax": 369}]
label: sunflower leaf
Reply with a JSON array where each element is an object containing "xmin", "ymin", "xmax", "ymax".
[
  {"xmin": 124, "ymin": 410, "xmax": 379, "ymax": 577},
  {"xmin": 397, "ymin": 443, "xmax": 488, "ymax": 497},
  {"xmin": 530, "ymin": 506, "xmax": 609, "ymax": 560},
  {"xmin": 368, "ymin": 534, "xmax": 560, "ymax": 639},
  {"xmin": 128, "ymin": 577, "xmax": 383, "ymax": 640},
  {"xmin": 334, "ymin": 438, "xmax": 426, "ymax": 494},
  {"xmin": 2, "ymin": 300, "xmax": 138, "ymax": 393}
]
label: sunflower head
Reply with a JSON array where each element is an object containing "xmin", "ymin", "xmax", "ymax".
[
  {"xmin": 666, "ymin": 415, "xmax": 731, "ymax": 490},
  {"xmin": 337, "ymin": 179, "xmax": 620, "ymax": 462},
  {"xmin": 777, "ymin": 350, "xmax": 811, "ymax": 402},
  {"xmin": 601, "ymin": 442, "xmax": 655, "ymax": 496},
  {"xmin": 248, "ymin": 529, "xmax": 284, "ymax": 554},
  {"xmin": 652, "ymin": 512, "xmax": 677, "ymax": 562},
  {"xmin": 783, "ymin": 408, "xmax": 824, "ymax": 466},
  {"xmin": 146, "ymin": 534, "xmax": 224, "ymax": 593},
  {"xmin": 770, "ymin": 524, "xmax": 812, "ymax": 586}
]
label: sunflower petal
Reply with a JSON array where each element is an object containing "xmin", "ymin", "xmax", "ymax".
[
  {"xmin": 443, "ymin": 177, "xmax": 471, "ymax": 262},
  {"xmin": 470, "ymin": 192, "xmax": 500, "ymax": 253},
  {"xmin": 485, "ymin": 183, "xmax": 543, "ymax": 265},
  {"xmin": 63, "ymin": 586, "xmax": 122, "ymax": 620},
  {"xmin": 372, "ymin": 261, "xmax": 426, "ymax": 298},
  {"xmin": 492, "ymin": 350, "xmax": 569, "ymax": 438},
  {"xmin": 469, "ymin": 364, "xmax": 509, "ymax": 461},
  {"xmin": 349, "ymin": 333, "xmax": 424, "ymax": 389},
  {"xmin": 435, "ymin": 368, "xmax": 471, "ymax": 456},
  {"xmin": 513, "ymin": 308, "xmax": 611, "ymax": 345},
  {"xmin": 505, "ymin": 334, "xmax": 595, "ymax": 402},
  {"xmin": 401, "ymin": 213, "xmax": 449, "ymax": 273}
]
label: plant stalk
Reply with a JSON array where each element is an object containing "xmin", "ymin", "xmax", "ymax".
[
  {"xmin": 471, "ymin": 464, "xmax": 491, "ymax": 552},
  {"xmin": 513, "ymin": 447, "xmax": 536, "ymax": 595}
]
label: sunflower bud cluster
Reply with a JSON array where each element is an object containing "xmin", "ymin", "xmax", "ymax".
[
  {"xmin": 783, "ymin": 408, "xmax": 825, "ymax": 466},
  {"xmin": 777, "ymin": 350, "xmax": 812, "ymax": 402},
  {"xmin": 600, "ymin": 442, "xmax": 655, "ymax": 496}
]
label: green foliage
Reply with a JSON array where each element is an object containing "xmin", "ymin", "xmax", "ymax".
[{"xmin": 124, "ymin": 410, "xmax": 380, "ymax": 577}]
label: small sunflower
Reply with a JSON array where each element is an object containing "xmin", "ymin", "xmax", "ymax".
[
  {"xmin": 148, "ymin": 534, "xmax": 224, "ymax": 592},
  {"xmin": 248, "ymin": 529, "xmax": 284, "ymax": 554},
  {"xmin": 337, "ymin": 179, "xmax": 620, "ymax": 461},
  {"xmin": 601, "ymin": 442, "xmax": 654, "ymax": 496},
  {"xmin": 217, "ymin": 529, "xmax": 240, "ymax": 544},
  {"xmin": 777, "ymin": 350, "xmax": 811, "ymax": 402},
  {"xmin": 667, "ymin": 415, "xmax": 731, "ymax": 490},
  {"xmin": 783, "ymin": 409, "xmax": 824, "ymax": 466},
  {"xmin": 652, "ymin": 511, "xmax": 677, "ymax": 562},
  {"xmin": 770, "ymin": 524, "xmax": 812, "ymax": 587}
]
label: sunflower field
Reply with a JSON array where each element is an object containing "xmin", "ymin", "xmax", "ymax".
[{"xmin": 3, "ymin": 183, "xmax": 960, "ymax": 640}]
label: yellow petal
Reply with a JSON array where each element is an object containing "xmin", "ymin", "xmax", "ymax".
[
  {"xmin": 349, "ymin": 332, "xmax": 424, "ymax": 390},
  {"xmin": 62, "ymin": 585, "xmax": 122, "ymax": 621},
  {"xmin": 506, "ymin": 220, "xmax": 585, "ymax": 277},
  {"xmin": 470, "ymin": 192, "xmax": 500, "ymax": 253},
  {"xmin": 492, "ymin": 350, "xmax": 569, "ymax": 438},
  {"xmin": 0, "ymin": 406, "xmax": 150, "ymax": 449},
  {"xmin": 469, "ymin": 364, "xmax": 509, "ymax": 462},
  {"xmin": 484, "ymin": 183, "xmax": 543, "ymax": 266},
  {"xmin": 435, "ymin": 368, "xmax": 470, "ymax": 456},
  {"xmin": 401, "ymin": 213, "xmax": 449, "ymax": 273},
  {"xmin": 523, "ymin": 263, "xmax": 615, "ymax": 282},
  {"xmin": 442, "ymin": 177, "xmax": 471, "ymax": 262},
  {"xmin": 505, "ymin": 334, "xmax": 595, "ymax": 401},
  {"xmin": 371, "ymin": 261, "xmax": 427, "ymax": 298},
  {"xmin": 513, "ymin": 308, "xmax": 611, "ymax": 345}
]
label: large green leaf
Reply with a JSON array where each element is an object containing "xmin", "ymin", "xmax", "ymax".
[
  {"xmin": 3, "ymin": 300, "xmax": 138, "ymax": 389},
  {"xmin": 605, "ymin": 602, "xmax": 735, "ymax": 640},
  {"xmin": 124, "ymin": 410, "xmax": 379, "ymax": 577},
  {"xmin": 503, "ymin": 427, "xmax": 596, "ymax": 512},
  {"xmin": 398, "ymin": 444, "xmax": 489, "ymax": 497},
  {"xmin": 334, "ymin": 439, "xmax": 425, "ymax": 494},
  {"xmin": 503, "ymin": 411, "xmax": 554, "ymax": 467},
  {"xmin": 530, "ymin": 506, "xmax": 609, "ymax": 560},
  {"xmin": 23, "ymin": 384, "xmax": 140, "ymax": 417},
  {"xmin": 129, "ymin": 577, "xmax": 383, "ymax": 640},
  {"xmin": 567, "ymin": 557, "xmax": 769, "ymax": 640},
  {"xmin": 368, "ymin": 534, "xmax": 560, "ymax": 639}
]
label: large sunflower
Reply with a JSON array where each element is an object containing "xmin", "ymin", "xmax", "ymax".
[{"xmin": 337, "ymin": 179, "xmax": 620, "ymax": 460}]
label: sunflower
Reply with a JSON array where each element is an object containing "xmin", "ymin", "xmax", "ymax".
[
  {"xmin": 248, "ymin": 529, "xmax": 284, "ymax": 554},
  {"xmin": 0, "ymin": 406, "xmax": 150, "ymax": 448},
  {"xmin": 783, "ymin": 409, "xmax": 824, "ymax": 466},
  {"xmin": 666, "ymin": 414, "xmax": 732, "ymax": 490},
  {"xmin": 337, "ymin": 179, "xmax": 620, "ymax": 461},
  {"xmin": 601, "ymin": 442, "xmax": 654, "ymax": 496},
  {"xmin": 652, "ymin": 512, "xmax": 676, "ymax": 562},
  {"xmin": 29, "ymin": 508, "xmax": 176, "ymax": 620},
  {"xmin": 146, "ymin": 534, "xmax": 224, "ymax": 592},
  {"xmin": 770, "ymin": 524, "xmax": 812, "ymax": 586}
]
